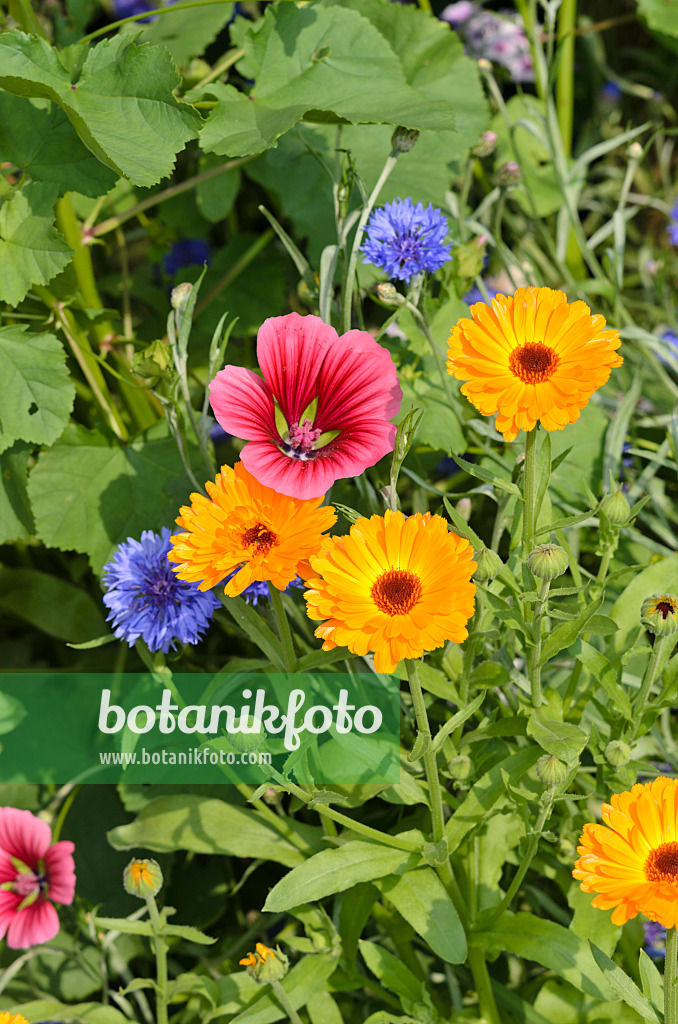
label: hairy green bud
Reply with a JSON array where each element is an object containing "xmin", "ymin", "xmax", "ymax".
[
  {"xmin": 536, "ymin": 754, "xmax": 569, "ymax": 787},
  {"xmin": 641, "ymin": 594, "xmax": 678, "ymax": 636},
  {"xmin": 528, "ymin": 544, "xmax": 568, "ymax": 581},
  {"xmin": 473, "ymin": 547, "xmax": 503, "ymax": 582},
  {"xmin": 604, "ymin": 740, "xmax": 631, "ymax": 767},
  {"xmin": 602, "ymin": 488, "xmax": 631, "ymax": 527},
  {"xmin": 123, "ymin": 858, "xmax": 163, "ymax": 898}
]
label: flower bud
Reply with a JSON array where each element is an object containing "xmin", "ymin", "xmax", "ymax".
[
  {"xmin": 170, "ymin": 281, "xmax": 193, "ymax": 313},
  {"xmin": 473, "ymin": 130, "xmax": 498, "ymax": 158},
  {"xmin": 376, "ymin": 282, "xmax": 404, "ymax": 307},
  {"xmin": 455, "ymin": 497, "xmax": 472, "ymax": 522},
  {"xmin": 447, "ymin": 754, "xmax": 472, "ymax": 780},
  {"xmin": 473, "ymin": 547, "xmax": 503, "ymax": 582},
  {"xmin": 239, "ymin": 943, "xmax": 289, "ymax": 984},
  {"xmin": 494, "ymin": 161, "xmax": 521, "ymax": 187},
  {"xmin": 604, "ymin": 740, "xmax": 631, "ymax": 767},
  {"xmin": 602, "ymin": 488, "xmax": 630, "ymax": 526},
  {"xmin": 123, "ymin": 858, "xmax": 163, "ymax": 898},
  {"xmin": 641, "ymin": 594, "xmax": 678, "ymax": 636},
  {"xmin": 628, "ymin": 141, "xmax": 643, "ymax": 160},
  {"xmin": 391, "ymin": 126, "xmax": 420, "ymax": 152},
  {"xmin": 228, "ymin": 714, "xmax": 265, "ymax": 753},
  {"xmin": 528, "ymin": 544, "xmax": 568, "ymax": 581},
  {"xmin": 536, "ymin": 754, "xmax": 569, "ymax": 787},
  {"xmin": 131, "ymin": 340, "xmax": 174, "ymax": 388}
]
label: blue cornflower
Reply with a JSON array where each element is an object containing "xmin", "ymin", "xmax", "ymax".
[
  {"xmin": 600, "ymin": 81, "xmax": 622, "ymax": 104},
  {"xmin": 463, "ymin": 282, "xmax": 499, "ymax": 306},
  {"xmin": 667, "ymin": 199, "xmax": 678, "ymax": 246},
  {"xmin": 224, "ymin": 573, "xmax": 305, "ymax": 607},
  {"xmin": 164, "ymin": 238, "xmax": 211, "ymax": 276},
  {"xmin": 102, "ymin": 528, "xmax": 220, "ymax": 653},
  {"xmin": 643, "ymin": 921, "xmax": 667, "ymax": 961},
  {"xmin": 361, "ymin": 198, "xmax": 452, "ymax": 284},
  {"xmin": 113, "ymin": 0, "xmax": 163, "ymax": 21},
  {"xmin": 660, "ymin": 329, "xmax": 678, "ymax": 364},
  {"xmin": 210, "ymin": 421, "xmax": 232, "ymax": 444}
]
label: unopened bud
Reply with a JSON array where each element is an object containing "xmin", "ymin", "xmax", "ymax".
[
  {"xmin": 473, "ymin": 547, "xmax": 503, "ymax": 582},
  {"xmin": 239, "ymin": 943, "xmax": 289, "ymax": 984},
  {"xmin": 641, "ymin": 594, "xmax": 678, "ymax": 636},
  {"xmin": 536, "ymin": 754, "xmax": 568, "ymax": 787},
  {"xmin": 123, "ymin": 858, "xmax": 163, "ymax": 898},
  {"xmin": 391, "ymin": 126, "xmax": 420, "ymax": 152},
  {"xmin": 447, "ymin": 755, "xmax": 472, "ymax": 780},
  {"xmin": 131, "ymin": 340, "xmax": 174, "ymax": 388},
  {"xmin": 604, "ymin": 740, "xmax": 631, "ymax": 767},
  {"xmin": 455, "ymin": 497, "xmax": 471, "ymax": 522},
  {"xmin": 477, "ymin": 58, "xmax": 492, "ymax": 72},
  {"xmin": 473, "ymin": 130, "xmax": 497, "ymax": 158},
  {"xmin": 228, "ymin": 715, "xmax": 264, "ymax": 753},
  {"xmin": 628, "ymin": 141, "xmax": 643, "ymax": 160},
  {"xmin": 602, "ymin": 488, "xmax": 630, "ymax": 526},
  {"xmin": 377, "ymin": 282, "xmax": 404, "ymax": 307},
  {"xmin": 528, "ymin": 544, "xmax": 568, "ymax": 581},
  {"xmin": 495, "ymin": 161, "xmax": 521, "ymax": 187},
  {"xmin": 170, "ymin": 281, "xmax": 193, "ymax": 313}
]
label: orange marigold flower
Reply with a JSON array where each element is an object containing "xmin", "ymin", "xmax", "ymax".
[
  {"xmin": 0, "ymin": 1015, "xmax": 29, "ymax": 1024},
  {"xmin": 447, "ymin": 286, "xmax": 622, "ymax": 442},
  {"xmin": 168, "ymin": 462, "xmax": 336, "ymax": 594},
  {"xmin": 303, "ymin": 509, "xmax": 476, "ymax": 674},
  {"xmin": 573, "ymin": 777, "xmax": 678, "ymax": 927}
]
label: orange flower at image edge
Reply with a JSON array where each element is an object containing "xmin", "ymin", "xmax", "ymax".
[
  {"xmin": 0, "ymin": 1015, "xmax": 29, "ymax": 1024},
  {"xmin": 573, "ymin": 777, "xmax": 678, "ymax": 926},
  {"xmin": 169, "ymin": 462, "xmax": 336, "ymax": 594},
  {"xmin": 303, "ymin": 509, "xmax": 476, "ymax": 674},
  {"xmin": 447, "ymin": 286, "xmax": 623, "ymax": 442}
]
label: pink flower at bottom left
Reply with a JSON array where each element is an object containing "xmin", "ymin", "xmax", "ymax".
[{"xmin": 0, "ymin": 807, "xmax": 76, "ymax": 948}]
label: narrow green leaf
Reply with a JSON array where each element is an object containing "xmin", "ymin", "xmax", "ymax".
[
  {"xmin": 448, "ymin": 453, "xmax": 522, "ymax": 497},
  {"xmin": 589, "ymin": 942, "xmax": 662, "ymax": 1023},
  {"xmin": 540, "ymin": 593, "xmax": 604, "ymax": 664},
  {"xmin": 431, "ymin": 691, "xmax": 484, "ymax": 752},
  {"xmin": 378, "ymin": 867, "xmax": 466, "ymax": 963}
]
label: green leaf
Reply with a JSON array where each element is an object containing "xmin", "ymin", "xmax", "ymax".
[
  {"xmin": 196, "ymin": 155, "xmax": 241, "ymax": 223},
  {"xmin": 431, "ymin": 691, "xmax": 484, "ymax": 752},
  {"xmin": 539, "ymin": 593, "xmax": 604, "ymax": 664},
  {"xmin": 199, "ymin": 4, "xmax": 457, "ymax": 158},
  {"xmin": 638, "ymin": 949, "xmax": 664, "ymax": 1020},
  {"xmin": 576, "ymin": 641, "xmax": 633, "ymax": 721},
  {"xmin": 0, "ymin": 690, "xmax": 27, "ymax": 736},
  {"xmin": 492, "ymin": 96, "xmax": 562, "ymax": 217},
  {"xmin": 133, "ymin": 2, "xmax": 235, "ymax": 66},
  {"xmin": 161, "ymin": 922, "xmax": 216, "ymax": 945},
  {"xmin": 589, "ymin": 942, "xmax": 662, "ymax": 1023},
  {"xmin": 228, "ymin": 953, "xmax": 339, "ymax": 1024},
  {"xmin": 399, "ymin": 377, "xmax": 465, "ymax": 454},
  {"xmin": 0, "ymin": 183, "xmax": 72, "ymax": 305},
  {"xmin": 567, "ymin": 882, "xmax": 620, "ymax": 958},
  {"xmin": 526, "ymin": 705, "xmax": 588, "ymax": 762},
  {"xmin": 107, "ymin": 794, "xmax": 321, "ymax": 868},
  {"xmin": 91, "ymin": 915, "xmax": 155, "ymax": 937},
  {"xmin": 359, "ymin": 939, "xmax": 425, "ymax": 1005},
  {"xmin": 219, "ymin": 595, "xmax": 286, "ymax": 672},
  {"xmin": 0, "ymin": 30, "xmax": 200, "ymax": 187},
  {"xmin": 263, "ymin": 841, "xmax": 417, "ymax": 912},
  {"xmin": 377, "ymin": 867, "xmax": 466, "ymax": 963},
  {"xmin": 0, "ymin": 566, "xmax": 107, "ymax": 643},
  {"xmin": 472, "ymin": 914, "xmax": 613, "ymax": 1001},
  {"xmin": 447, "ymin": 452, "xmax": 522, "ymax": 497},
  {"xmin": 637, "ymin": 0, "xmax": 678, "ymax": 45},
  {"xmin": 27, "ymin": 423, "xmax": 196, "ymax": 573},
  {"xmin": 0, "ymin": 92, "xmax": 118, "ymax": 197},
  {"xmin": 10, "ymin": 1001, "xmax": 133, "ymax": 1024},
  {"xmin": 0, "ymin": 440, "xmax": 34, "ymax": 544},
  {"xmin": 0, "ymin": 325, "xmax": 74, "ymax": 453}
]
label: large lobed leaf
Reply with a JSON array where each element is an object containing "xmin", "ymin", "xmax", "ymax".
[
  {"xmin": 0, "ymin": 324, "xmax": 75, "ymax": 452},
  {"xmin": 0, "ymin": 183, "xmax": 72, "ymax": 305},
  {"xmin": 0, "ymin": 30, "xmax": 200, "ymax": 187}
]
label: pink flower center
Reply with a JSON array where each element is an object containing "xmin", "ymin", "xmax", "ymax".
[
  {"xmin": 12, "ymin": 871, "xmax": 45, "ymax": 898},
  {"xmin": 287, "ymin": 418, "xmax": 322, "ymax": 454}
]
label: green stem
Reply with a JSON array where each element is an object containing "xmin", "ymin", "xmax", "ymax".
[
  {"xmin": 268, "ymin": 585, "xmax": 296, "ymax": 673},
  {"xmin": 522, "ymin": 427, "xmax": 538, "ymax": 558},
  {"xmin": 467, "ymin": 947, "xmax": 502, "ymax": 1024},
  {"xmin": 50, "ymin": 785, "xmax": 81, "ymax": 843},
  {"xmin": 482, "ymin": 791, "xmax": 554, "ymax": 930},
  {"xmin": 91, "ymin": 156, "xmax": 254, "ymax": 239},
  {"xmin": 405, "ymin": 301, "xmax": 455, "ymax": 405},
  {"xmin": 527, "ymin": 579, "xmax": 550, "ymax": 708},
  {"xmin": 270, "ymin": 979, "xmax": 304, "ymax": 1024},
  {"xmin": 194, "ymin": 48, "xmax": 245, "ymax": 89},
  {"xmin": 632, "ymin": 635, "xmax": 672, "ymax": 741},
  {"xmin": 342, "ymin": 151, "xmax": 399, "ymax": 333},
  {"xmin": 145, "ymin": 895, "xmax": 169, "ymax": 1024},
  {"xmin": 556, "ymin": 0, "xmax": 577, "ymax": 159},
  {"xmin": 667, "ymin": 927, "xmax": 678, "ymax": 1024}
]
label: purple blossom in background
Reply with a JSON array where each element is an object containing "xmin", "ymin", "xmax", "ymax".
[
  {"xmin": 643, "ymin": 921, "xmax": 667, "ymax": 961},
  {"xmin": 361, "ymin": 198, "xmax": 452, "ymax": 284},
  {"xmin": 210, "ymin": 421, "xmax": 232, "ymax": 444},
  {"xmin": 600, "ymin": 81, "xmax": 622, "ymax": 104},
  {"xmin": 463, "ymin": 281, "xmax": 499, "ymax": 306},
  {"xmin": 224, "ymin": 574, "xmax": 305, "ymax": 607},
  {"xmin": 659, "ymin": 329, "xmax": 678, "ymax": 365},
  {"xmin": 164, "ymin": 238, "xmax": 211, "ymax": 276},
  {"xmin": 113, "ymin": 0, "xmax": 177, "ymax": 22},
  {"xmin": 441, "ymin": 2, "xmax": 534, "ymax": 82},
  {"xmin": 102, "ymin": 528, "xmax": 220, "ymax": 653},
  {"xmin": 667, "ymin": 199, "xmax": 678, "ymax": 246}
]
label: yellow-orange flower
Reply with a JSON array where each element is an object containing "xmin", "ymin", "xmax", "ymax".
[
  {"xmin": 0, "ymin": 1015, "xmax": 29, "ymax": 1024},
  {"xmin": 240, "ymin": 942, "xmax": 276, "ymax": 967},
  {"xmin": 573, "ymin": 777, "xmax": 678, "ymax": 927},
  {"xmin": 447, "ymin": 286, "xmax": 622, "ymax": 442},
  {"xmin": 303, "ymin": 509, "xmax": 476, "ymax": 674},
  {"xmin": 168, "ymin": 462, "xmax": 336, "ymax": 594}
]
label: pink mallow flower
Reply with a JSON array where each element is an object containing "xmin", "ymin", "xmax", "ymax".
[
  {"xmin": 209, "ymin": 313, "xmax": 402, "ymax": 499},
  {"xmin": 0, "ymin": 807, "xmax": 76, "ymax": 948}
]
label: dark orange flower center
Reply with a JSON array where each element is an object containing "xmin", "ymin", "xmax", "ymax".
[
  {"xmin": 371, "ymin": 569, "xmax": 422, "ymax": 616},
  {"xmin": 509, "ymin": 343, "xmax": 560, "ymax": 384},
  {"xmin": 645, "ymin": 841, "xmax": 678, "ymax": 882},
  {"xmin": 241, "ymin": 523, "xmax": 279, "ymax": 555}
]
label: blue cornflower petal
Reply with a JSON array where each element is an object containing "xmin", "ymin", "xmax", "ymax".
[
  {"xmin": 223, "ymin": 573, "xmax": 305, "ymax": 607},
  {"xmin": 164, "ymin": 238, "xmax": 211, "ymax": 275},
  {"xmin": 113, "ymin": 0, "xmax": 158, "ymax": 21},
  {"xmin": 667, "ymin": 199, "xmax": 678, "ymax": 246},
  {"xmin": 463, "ymin": 282, "xmax": 499, "ymax": 305},
  {"xmin": 360, "ymin": 197, "xmax": 452, "ymax": 285},
  {"xmin": 102, "ymin": 528, "xmax": 220, "ymax": 654},
  {"xmin": 643, "ymin": 920, "xmax": 667, "ymax": 961},
  {"xmin": 600, "ymin": 80, "xmax": 622, "ymax": 104}
]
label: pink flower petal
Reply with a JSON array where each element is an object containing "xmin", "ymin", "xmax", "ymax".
[
  {"xmin": 209, "ymin": 366, "xmax": 276, "ymax": 441},
  {"xmin": 44, "ymin": 841, "xmax": 76, "ymax": 905},
  {"xmin": 0, "ymin": 890, "xmax": 22, "ymax": 940},
  {"xmin": 241, "ymin": 441, "xmax": 339, "ymax": 500},
  {"xmin": 257, "ymin": 313, "xmax": 340, "ymax": 424},
  {"xmin": 0, "ymin": 808, "xmax": 52, "ymax": 868},
  {"xmin": 0, "ymin": 848, "xmax": 17, "ymax": 884},
  {"xmin": 314, "ymin": 329, "xmax": 402, "ymax": 428},
  {"xmin": 6, "ymin": 899, "xmax": 60, "ymax": 949}
]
